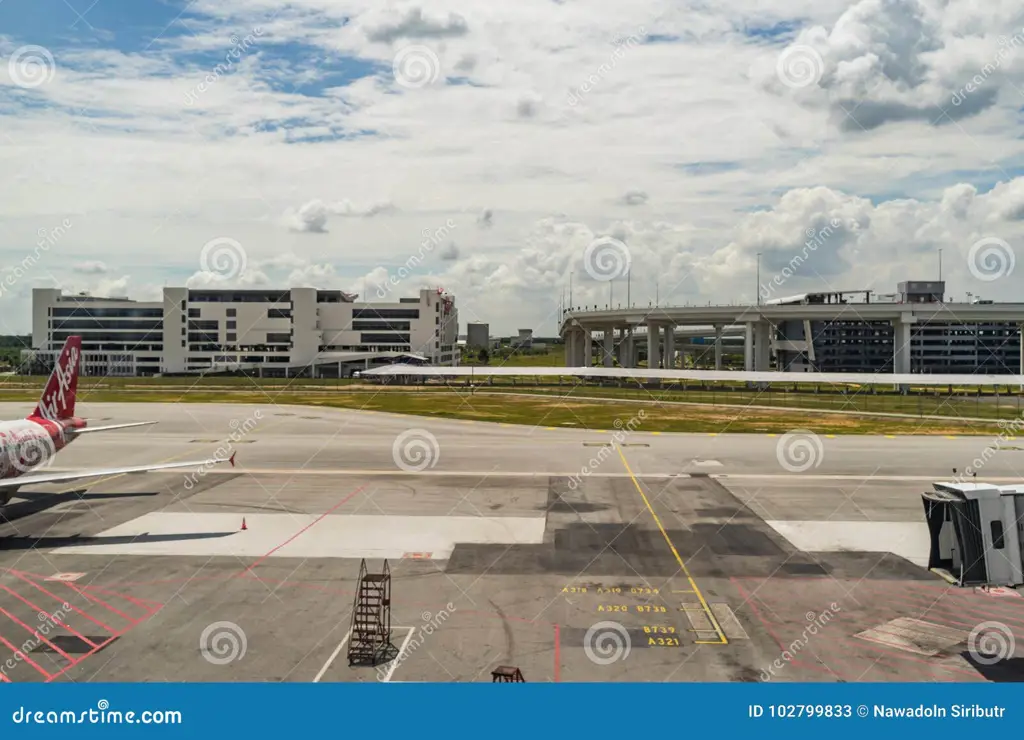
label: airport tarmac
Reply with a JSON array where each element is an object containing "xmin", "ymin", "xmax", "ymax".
[{"xmin": 0, "ymin": 402, "xmax": 1021, "ymax": 684}]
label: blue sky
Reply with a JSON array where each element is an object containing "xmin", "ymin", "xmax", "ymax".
[{"xmin": 1, "ymin": 0, "xmax": 1024, "ymax": 334}]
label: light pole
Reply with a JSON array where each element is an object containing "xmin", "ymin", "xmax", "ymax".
[{"xmin": 756, "ymin": 252, "xmax": 762, "ymax": 305}]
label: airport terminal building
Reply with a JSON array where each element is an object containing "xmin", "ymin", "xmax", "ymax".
[{"xmin": 26, "ymin": 286, "xmax": 459, "ymax": 376}]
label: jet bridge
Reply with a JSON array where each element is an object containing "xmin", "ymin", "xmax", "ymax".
[{"xmin": 922, "ymin": 482, "xmax": 1024, "ymax": 588}]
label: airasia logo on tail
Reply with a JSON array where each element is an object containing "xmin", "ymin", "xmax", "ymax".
[{"xmin": 36, "ymin": 344, "xmax": 79, "ymax": 421}]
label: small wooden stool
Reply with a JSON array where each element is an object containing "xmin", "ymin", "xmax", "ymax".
[{"xmin": 491, "ymin": 665, "xmax": 525, "ymax": 682}]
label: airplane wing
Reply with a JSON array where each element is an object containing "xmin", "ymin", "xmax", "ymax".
[
  {"xmin": 0, "ymin": 452, "xmax": 235, "ymax": 489},
  {"xmin": 70, "ymin": 421, "xmax": 158, "ymax": 435}
]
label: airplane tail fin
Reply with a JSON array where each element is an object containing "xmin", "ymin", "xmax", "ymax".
[{"xmin": 31, "ymin": 336, "xmax": 81, "ymax": 421}]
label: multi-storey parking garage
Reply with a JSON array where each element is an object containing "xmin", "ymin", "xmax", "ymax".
[{"xmin": 559, "ymin": 281, "xmax": 1024, "ymax": 376}]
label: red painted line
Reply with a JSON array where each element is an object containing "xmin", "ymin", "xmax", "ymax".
[
  {"xmin": 63, "ymin": 584, "xmax": 139, "ymax": 625},
  {"xmin": 0, "ymin": 584, "xmax": 99, "ymax": 649},
  {"xmin": 240, "ymin": 485, "xmax": 366, "ymax": 576},
  {"xmin": 840, "ymin": 638, "xmax": 981, "ymax": 680},
  {"xmin": 0, "ymin": 606, "xmax": 74, "ymax": 661},
  {"xmin": 0, "ymin": 672, "xmax": 11, "ymax": 682},
  {"xmin": 875, "ymin": 581, "xmax": 1024, "ymax": 626},
  {"xmin": 7, "ymin": 572, "xmax": 115, "ymax": 634},
  {"xmin": 78, "ymin": 583, "xmax": 164, "ymax": 612},
  {"xmin": 729, "ymin": 578, "xmax": 842, "ymax": 679},
  {"xmin": 0, "ymin": 633, "xmax": 52, "ymax": 679},
  {"xmin": 554, "ymin": 624, "xmax": 561, "ymax": 683}
]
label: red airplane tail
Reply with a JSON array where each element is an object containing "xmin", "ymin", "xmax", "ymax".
[{"xmin": 31, "ymin": 336, "xmax": 81, "ymax": 421}]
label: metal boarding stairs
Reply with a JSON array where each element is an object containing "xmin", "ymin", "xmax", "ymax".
[{"xmin": 347, "ymin": 559, "xmax": 394, "ymax": 666}]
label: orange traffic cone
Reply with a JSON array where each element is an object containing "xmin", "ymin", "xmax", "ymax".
[{"xmin": 241, "ymin": 518, "xmax": 248, "ymax": 531}]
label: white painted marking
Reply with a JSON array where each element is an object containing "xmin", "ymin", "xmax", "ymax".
[
  {"xmin": 313, "ymin": 629, "xmax": 351, "ymax": 683},
  {"xmin": 765, "ymin": 520, "xmax": 931, "ymax": 567},
  {"xmin": 690, "ymin": 459, "xmax": 723, "ymax": 467},
  {"xmin": 50, "ymin": 513, "xmax": 546, "ymax": 559},
  {"xmin": 45, "ymin": 572, "xmax": 85, "ymax": 582},
  {"xmin": 380, "ymin": 627, "xmax": 416, "ymax": 683}
]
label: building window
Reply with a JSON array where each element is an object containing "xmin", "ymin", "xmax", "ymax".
[
  {"xmin": 991, "ymin": 520, "xmax": 1005, "ymax": 550},
  {"xmin": 227, "ymin": 308, "xmax": 236, "ymax": 317},
  {"xmin": 266, "ymin": 333, "xmax": 291, "ymax": 344},
  {"xmin": 227, "ymin": 320, "xmax": 236, "ymax": 329},
  {"xmin": 188, "ymin": 308, "xmax": 200, "ymax": 318},
  {"xmin": 227, "ymin": 333, "xmax": 237, "ymax": 342},
  {"xmin": 268, "ymin": 308, "xmax": 291, "ymax": 319}
]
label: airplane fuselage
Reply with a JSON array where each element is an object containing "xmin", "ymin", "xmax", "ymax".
[{"xmin": 0, "ymin": 416, "xmax": 85, "ymax": 482}]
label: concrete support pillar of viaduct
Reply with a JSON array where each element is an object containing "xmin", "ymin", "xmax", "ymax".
[
  {"xmin": 583, "ymin": 329, "xmax": 593, "ymax": 367},
  {"xmin": 603, "ymin": 326, "xmax": 615, "ymax": 367},
  {"xmin": 664, "ymin": 325, "xmax": 675, "ymax": 370},
  {"xmin": 647, "ymin": 322, "xmax": 661, "ymax": 370},
  {"xmin": 564, "ymin": 330, "xmax": 573, "ymax": 366},
  {"xmin": 754, "ymin": 321, "xmax": 771, "ymax": 371},
  {"xmin": 714, "ymin": 324, "xmax": 723, "ymax": 370},
  {"xmin": 625, "ymin": 328, "xmax": 636, "ymax": 368},
  {"xmin": 744, "ymin": 323, "xmax": 754, "ymax": 372},
  {"xmin": 893, "ymin": 314, "xmax": 914, "ymax": 377}
]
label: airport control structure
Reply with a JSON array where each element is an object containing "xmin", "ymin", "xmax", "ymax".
[
  {"xmin": 25, "ymin": 286, "xmax": 459, "ymax": 376},
  {"xmin": 560, "ymin": 281, "xmax": 1024, "ymax": 376}
]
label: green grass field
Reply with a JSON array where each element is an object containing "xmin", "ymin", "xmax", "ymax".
[{"xmin": 0, "ymin": 384, "xmax": 1004, "ymax": 435}]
